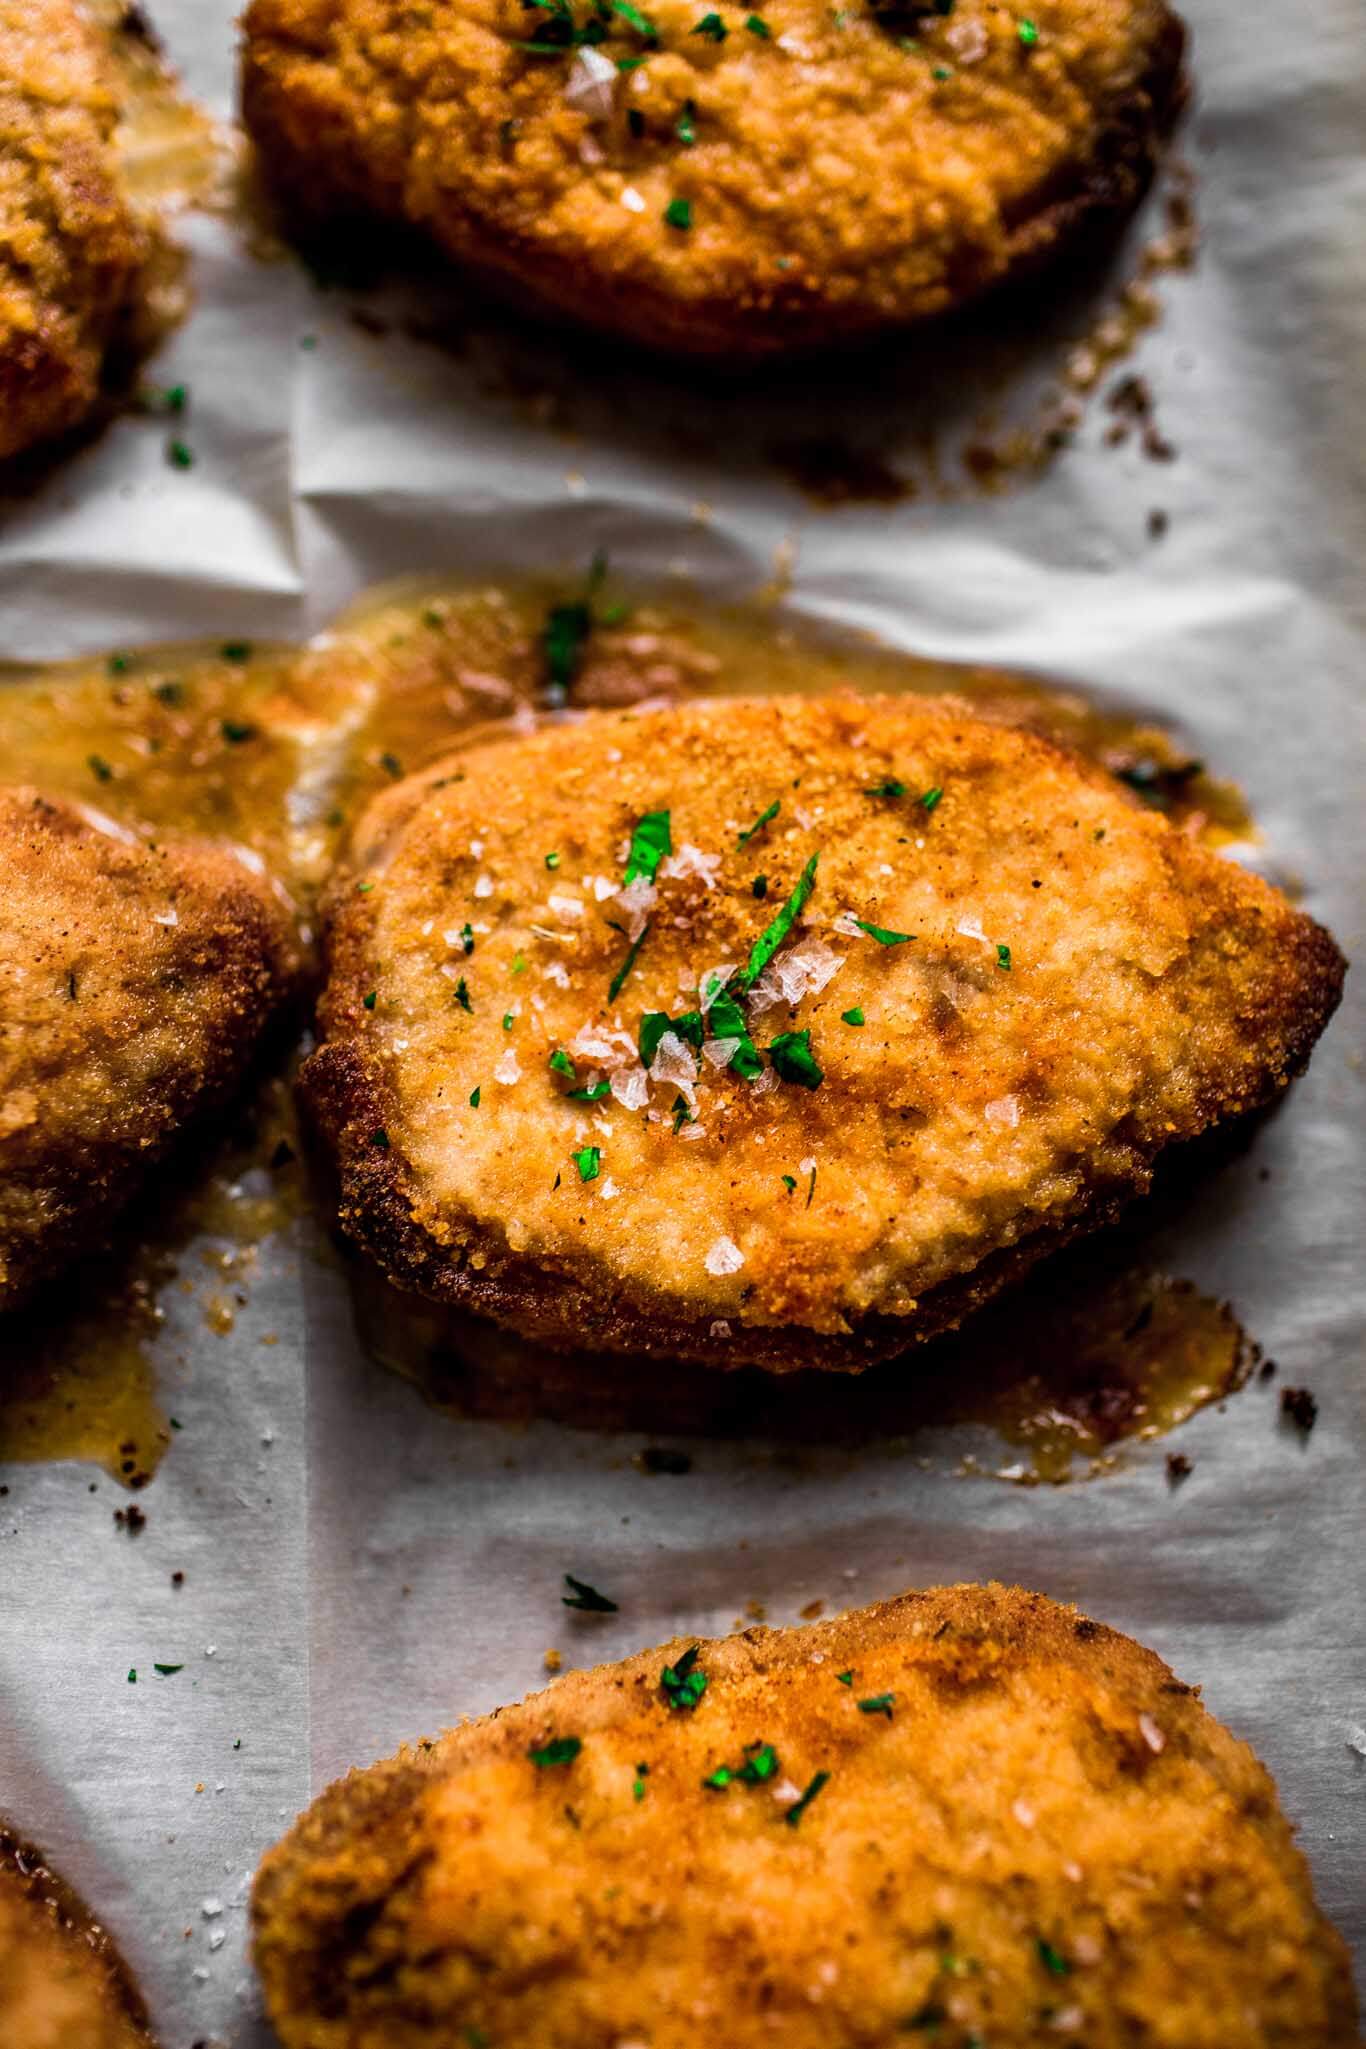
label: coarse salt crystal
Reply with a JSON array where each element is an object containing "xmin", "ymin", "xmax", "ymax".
[
  {"xmin": 495, "ymin": 1049, "xmax": 521, "ymax": 1085},
  {"xmin": 698, "ymin": 964, "xmax": 737, "ymax": 1013},
  {"xmin": 610, "ymin": 1066, "xmax": 651, "ymax": 1111},
  {"xmin": 621, "ymin": 185, "xmax": 646, "ymax": 213},
  {"xmin": 474, "ymin": 875, "xmax": 494, "ymax": 899},
  {"xmin": 661, "ymin": 843, "xmax": 721, "ymax": 887},
  {"xmin": 613, "ymin": 876, "xmax": 657, "ymax": 940},
  {"xmin": 679, "ymin": 1120, "xmax": 708, "ymax": 1140},
  {"xmin": 1138, "ymin": 1713, "xmax": 1166, "ymax": 1754},
  {"xmin": 771, "ymin": 1778, "xmax": 802, "ymax": 1808},
  {"xmin": 956, "ymin": 915, "xmax": 987, "ymax": 943},
  {"xmin": 1012, "ymin": 1799, "xmax": 1036, "ymax": 1827},
  {"xmin": 750, "ymin": 941, "xmax": 844, "ymax": 1013},
  {"xmin": 153, "ymin": 909, "xmax": 179, "ymax": 927},
  {"xmin": 564, "ymin": 45, "xmax": 617, "ymax": 120},
  {"xmin": 985, "ymin": 1094, "xmax": 1021, "ymax": 1130},
  {"xmin": 598, "ymin": 1177, "xmax": 619, "ymax": 1200},
  {"xmin": 1348, "ymin": 1725, "xmax": 1366, "ymax": 1757},
  {"xmin": 703, "ymin": 1037, "xmax": 741, "ymax": 1068},
  {"xmin": 208, "ymin": 1930, "xmax": 226, "ymax": 1952},
  {"xmin": 832, "ymin": 909, "xmax": 864, "ymax": 939},
  {"xmin": 542, "ymin": 960, "xmax": 570, "ymax": 988},
  {"xmin": 705, "ymin": 1235, "xmax": 744, "ymax": 1276},
  {"xmin": 201, "ymin": 1898, "xmax": 224, "ymax": 1918},
  {"xmin": 547, "ymin": 893, "xmax": 584, "ymax": 919}
]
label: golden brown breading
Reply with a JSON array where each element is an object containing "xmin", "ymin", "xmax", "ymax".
[
  {"xmin": 240, "ymin": 0, "xmax": 1185, "ymax": 359},
  {"xmin": 0, "ymin": 787, "xmax": 300, "ymax": 1313},
  {"xmin": 252, "ymin": 1582, "xmax": 1360, "ymax": 2048},
  {"xmin": 0, "ymin": 0, "xmax": 149, "ymax": 460},
  {"xmin": 301, "ymin": 694, "xmax": 1344, "ymax": 1370},
  {"xmin": 0, "ymin": 1825, "xmax": 154, "ymax": 2049}
]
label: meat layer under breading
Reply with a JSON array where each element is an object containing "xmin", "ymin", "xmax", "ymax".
[
  {"xmin": 0, "ymin": 0, "xmax": 148, "ymax": 460},
  {"xmin": 0, "ymin": 1826, "xmax": 154, "ymax": 2049},
  {"xmin": 240, "ymin": 0, "xmax": 1185, "ymax": 359},
  {"xmin": 252, "ymin": 1582, "xmax": 1360, "ymax": 2048},
  {"xmin": 301, "ymin": 693, "xmax": 1344, "ymax": 1370},
  {"xmin": 0, "ymin": 787, "xmax": 300, "ymax": 1313}
]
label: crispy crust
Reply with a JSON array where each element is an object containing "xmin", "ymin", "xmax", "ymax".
[
  {"xmin": 0, "ymin": 0, "xmax": 148, "ymax": 459},
  {"xmin": 240, "ymin": 0, "xmax": 1186, "ymax": 360},
  {"xmin": 252, "ymin": 1582, "xmax": 1361, "ymax": 2048},
  {"xmin": 0, "ymin": 1825, "xmax": 155, "ymax": 2049},
  {"xmin": 301, "ymin": 694, "xmax": 1345, "ymax": 1373},
  {"xmin": 0, "ymin": 787, "xmax": 302, "ymax": 1312}
]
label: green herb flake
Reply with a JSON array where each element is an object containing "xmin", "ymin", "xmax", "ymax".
[
  {"xmin": 1018, "ymin": 15, "xmax": 1039, "ymax": 43},
  {"xmin": 664, "ymin": 196, "xmax": 693, "ymax": 231},
  {"xmin": 166, "ymin": 438, "xmax": 195, "ymax": 470},
  {"xmin": 107, "ymin": 652, "xmax": 131, "ymax": 675},
  {"xmin": 864, "ymin": 778, "xmax": 906, "ymax": 798},
  {"xmin": 154, "ymin": 1662, "xmax": 185, "ymax": 1677},
  {"xmin": 676, "ymin": 98, "xmax": 697, "ymax": 145},
  {"xmin": 735, "ymin": 850, "xmax": 819, "ymax": 991},
  {"xmin": 371, "ymin": 1128, "xmax": 390, "ymax": 1150},
  {"xmin": 768, "ymin": 1027, "xmax": 823, "ymax": 1090},
  {"xmin": 563, "ymin": 1573, "xmax": 618, "ymax": 1613},
  {"xmin": 543, "ymin": 554, "xmax": 607, "ymax": 701},
  {"xmin": 220, "ymin": 641, "xmax": 252, "ymax": 663},
  {"xmin": 574, "ymin": 1145, "xmax": 602, "ymax": 1183},
  {"xmin": 996, "ymin": 943, "xmax": 1012, "ymax": 971},
  {"xmin": 745, "ymin": 10, "xmax": 772, "ymax": 32},
  {"xmin": 363, "ymin": 990, "xmax": 378, "ymax": 1011},
  {"xmin": 692, "ymin": 10, "xmax": 727, "ymax": 37},
  {"xmin": 469, "ymin": 1086, "xmax": 481, "ymax": 1107},
  {"xmin": 836, "ymin": 1670, "xmax": 854, "ymax": 1685},
  {"xmin": 608, "ymin": 920, "xmax": 651, "ymax": 1003},
  {"xmin": 127, "ymin": 1668, "xmax": 137, "ymax": 1684},
  {"xmin": 545, "ymin": 851, "xmax": 561, "ymax": 869},
  {"xmin": 736, "ymin": 798, "xmax": 780, "ymax": 848},
  {"xmin": 633, "ymin": 1764, "xmax": 649, "ymax": 1800},
  {"xmin": 857, "ymin": 1692, "xmax": 895, "ymax": 1718},
  {"xmin": 221, "ymin": 719, "xmax": 257, "ymax": 744},
  {"xmin": 154, "ymin": 678, "xmax": 184, "ymax": 705},
  {"xmin": 455, "ymin": 979, "xmax": 473, "ymax": 1013},
  {"xmin": 661, "ymin": 1644, "xmax": 708, "ymax": 1711},
  {"xmin": 356, "ymin": 879, "xmax": 374, "ymax": 894},
  {"xmin": 903, "ymin": 2003, "xmax": 949, "ymax": 2031},
  {"xmin": 671, "ymin": 1093, "xmax": 693, "ymax": 1134},
  {"xmin": 568, "ymin": 1079, "xmax": 612, "ymax": 1102},
  {"xmin": 528, "ymin": 1734, "xmax": 582, "ymax": 1769},
  {"xmin": 841, "ymin": 1006, "xmax": 865, "ymax": 1027},
  {"xmin": 854, "ymin": 917, "xmax": 914, "ymax": 947},
  {"xmin": 1037, "ymin": 1939, "xmax": 1070, "ymax": 1977},
  {"xmin": 502, "ymin": 1011, "xmax": 515, "ymax": 1030},
  {"xmin": 88, "ymin": 754, "xmax": 114, "ymax": 783},
  {"xmin": 706, "ymin": 989, "xmax": 764, "ymax": 1079},
  {"xmin": 781, "ymin": 1173, "xmax": 797, "ymax": 1193},
  {"xmin": 550, "ymin": 1048, "xmax": 577, "ymax": 1078},
  {"xmin": 459, "ymin": 923, "xmax": 475, "ymax": 954},
  {"xmin": 920, "ymin": 785, "xmax": 943, "ymax": 812},
  {"xmin": 752, "ymin": 874, "xmax": 768, "ymax": 899},
  {"xmin": 784, "ymin": 1768, "xmax": 831, "ymax": 1828},
  {"xmin": 624, "ymin": 809, "xmax": 672, "ymax": 885}
]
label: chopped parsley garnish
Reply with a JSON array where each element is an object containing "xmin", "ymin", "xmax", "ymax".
[
  {"xmin": 769, "ymin": 1028, "xmax": 823, "ymax": 1090},
  {"xmin": 704, "ymin": 1741, "xmax": 778, "ymax": 1790},
  {"xmin": 544, "ymin": 552, "xmax": 607, "ymax": 700},
  {"xmin": 854, "ymin": 917, "xmax": 914, "ymax": 946},
  {"xmin": 624, "ymin": 808, "xmax": 672, "ymax": 885},
  {"xmin": 88, "ymin": 754, "xmax": 113, "ymax": 782},
  {"xmin": 574, "ymin": 1145, "xmax": 601, "ymax": 1183},
  {"xmin": 745, "ymin": 10, "xmax": 772, "ymax": 32},
  {"xmin": 671, "ymin": 1094, "xmax": 692, "ymax": 1133},
  {"xmin": 455, "ymin": 979, "xmax": 473, "ymax": 1012},
  {"xmin": 608, "ymin": 920, "xmax": 651, "ymax": 1002},
  {"xmin": 752, "ymin": 874, "xmax": 768, "ymax": 898},
  {"xmin": 904, "ymin": 2003, "xmax": 948, "ymax": 2030},
  {"xmin": 569, "ymin": 1079, "xmax": 612, "ymax": 1102},
  {"xmin": 563, "ymin": 1573, "xmax": 618, "ymax": 1612},
  {"xmin": 706, "ymin": 989, "xmax": 764, "ymax": 1079},
  {"xmin": 633, "ymin": 1763, "xmax": 649, "ymax": 1799},
  {"xmin": 864, "ymin": 778, "xmax": 906, "ymax": 798},
  {"xmin": 781, "ymin": 1174, "xmax": 797, "ymax": 1193},
  {"xmin": 676, "ymin": 99, "xmax": 697, "ymax": 145},
  {"xmin": 153, "ymin": 1662, "xmax": 184, "ymax": 1676},
  {"xmin": 841, "ymin": 1007, "xmax": 865, "ymax": 1026},
  {"xmin": 153, "ymin": 678, "xmax": 183, "ymax": 703},
  {"xmin": 1037, "ymin": 1939, "xmax": 1070, "ymax": 1977},
  {"xmin": 545, "ymin": 851, "xmax": 561, "ymax": 869},
  {"xmin": 356, "ymin": 879, "xmax": 374, "ymax": 893},
  {"xmin": 363, "ymin": 990, "xmax": 378, "ymax": 1010},
  {"xmin": 736, "ymin": 798, "xmax": 780, "ymax": 848},
  {"xmin": 784, "ymin": 1769, "xmax": 830, "ymax": 1827},
  {"xmin": 221, "ymin": 719, "xmax": 256, "ymax": 744},
  {"xmin": 371, "ymin": 1128, "xmax": 390, "ymax": 1150},
  {"xmin": 664, "ymin": 196, "xmax": 693, "ymax": 231},
  {"xmin": 127, "ymin": 1668, "xmax": 137, "ymax": 1683},
  {"xmin": 735, "ymin": 851, "xmax": 819, "ymax": 992},
  {"xmin": 528, "ymin": 1735, "xmax": 582, "ymax": 1769},
  {"xmin": 469, "ymin": 1086, "xmax": 481, "ymax": 1107},
  {"xmin": 220, "ymin": 641, "xmax": 252, "ymax": 663},
  {"xmin": 549, "ymin": 1048, "xmax": 576, "ymax": 1078},
  {"xmin": 107, "ymin": 652, "xmax": 130, "ymax": 674},
  {"xmin": 692, "ymin": 9, "xmax": 727, "ymax": 36},
  {"xmin": 836, "ymin": 1670, "xmax": 854, "ymax": 1685},
  {"xmin": 166, "ymin": 438, "xmax": 195, "ymax": 469},
  {"xmin": 502, "ymin": 1012, "xmax": 515, "ymax": 1030},
  {"xmin": 920, "ymin": 785, "xmax": 943, "ymax": 812},
  {"xmin": 857, "ymin": 1692, "xmax": 895, "ymax": 1718},
  {"xmin": 661, "ymin": 1644, "xmax": 708, "ymax": 1710},
  {"xmin": 380, "ymin": 751, "xmax": 403, "ymax": 779},
  {"xmin": 460, "ymin": 923, "xmax": 475, "ymax": 953},
  {"xmin": 996, "ymin": 943, "xmax": 1012, "ymax": 971},
  {"xmin": 1018, "ymin": 15, "xmax": 1039, "ymax": 43}
]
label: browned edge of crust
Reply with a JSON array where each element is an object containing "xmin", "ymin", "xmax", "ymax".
[
  {"xmin": 0, "ymin": 1820, "xmax": 157, "ymax": 2043},
  {"xmin": 239, "ymin": 5, "xmax": 1189, "ymax": 362}
]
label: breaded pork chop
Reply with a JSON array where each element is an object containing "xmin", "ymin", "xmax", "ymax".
[
  {"xmin": 240, "ymin": 0, "xmax": 1184, "ymax": 360},
  {"xmin": 0, "ymin": 1826, "xmax": 154, "ymax": 2049},
  {"xmin": 0, "ymin": 0, "xmax": 148, "ymax": 460},
  {"xmin": 252, "ymin": 1582, "xmax": 1360, "ymax": 2049},
  {"xmin": 302, "ymin": 694, "xmax": 1343, "ymax": 1371},
  {"xmin": 0, "ymin": 788, "xmax": 299, "ymax": 1313}
]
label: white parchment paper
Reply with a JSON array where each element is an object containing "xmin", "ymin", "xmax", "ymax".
[{"xmin": 1, "ymin": 3, "xmax": 1363, "ymax": 2043}]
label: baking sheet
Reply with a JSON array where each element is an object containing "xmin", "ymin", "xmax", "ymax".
[{"xmin": 1, "ymin": 1, "xmax": 1364, "ymax": 2042}]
